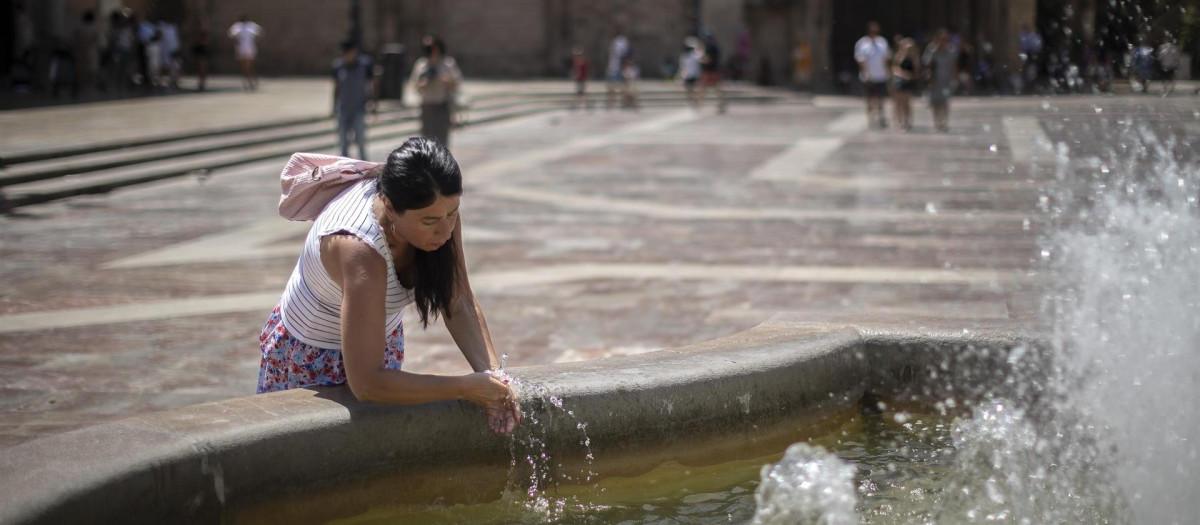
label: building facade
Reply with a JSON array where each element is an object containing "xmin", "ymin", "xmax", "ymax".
[{"xmin": 6, "ymin": 0, "xmax": 1192, "ymax": 90}]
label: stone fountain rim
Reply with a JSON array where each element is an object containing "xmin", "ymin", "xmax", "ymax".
[{"xmin": 0, "ymin": 313, "xmax": 1042, "ymax": 525}]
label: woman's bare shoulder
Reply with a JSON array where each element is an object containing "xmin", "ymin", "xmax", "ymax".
[{"xmin": 320, "ymin": 233, "xmax": 386, "ymax": 281}]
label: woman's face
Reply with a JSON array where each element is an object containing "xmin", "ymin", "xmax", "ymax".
[{"xmin": 390, "ymin": 194, "xmax": 460, "ymax": 252}]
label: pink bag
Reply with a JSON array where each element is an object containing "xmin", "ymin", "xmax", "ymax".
[{"xmin": 278, "ymin": 153, "xmax": 382, "ymax": 221}]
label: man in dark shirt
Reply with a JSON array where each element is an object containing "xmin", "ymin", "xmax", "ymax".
[
  {"xmin": 698, "ymin": 31, "xmax": 726, "ymax": 113},
  {"xmin": 332, "ymin": 40, "xmax": 376, "ymax": 160}
]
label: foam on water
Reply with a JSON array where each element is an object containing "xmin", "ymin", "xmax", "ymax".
[{"xmin": 751, "ymin": 443, "xmax": 857, "ymax": 525}]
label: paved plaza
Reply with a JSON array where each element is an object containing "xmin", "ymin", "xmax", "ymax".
[{"xmin": 1, "ymin": 80, "xmax": 1198, "ymax": 448}]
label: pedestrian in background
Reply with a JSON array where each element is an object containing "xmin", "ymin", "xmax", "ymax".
[
  {"xmin": 332, "ymin": 39, "xmax": 376, "ymax": 160},
  {"xmin": 158, "ymin": 19, "xmax": 180, "ymax": 90},
  {"xmin": 678, "ymin": 37, "xmax": 702, "ymax": 107},
  {"xmin": 697, "ymin": 30, "xmax": 726, "ymax": 113},
  {"xmin": 106, "ymin": 9, "xmax": 135, "ymax": 93},
  {"xmin": 228, "ymin": 14, "xmax": 262, "ymax": 91},
  {"xmin": 1017, "ymin": 23, "xmax": 1042, "ymax": 93},
  {"xmin": 133, "ymin": 14, "xmax": 153, "ymax": 90},
  {"xmin": 144, "ymin": 29, "xmax": 164, "ymax": 91},
  {"xmin": 924, "ymin": 29, "xmax": 957, "ymax": 133},
  {"xmin": 890, "ymin": 37, "xmax": 918, "ymax": 132},
  {"xmin": 605, "ymin": 30, "xmax": 630, "ymax": 109},
  {"xmin": 73, "ymin": 10, "xmax": 101, "ymax": 97},
  {"xmin": 410, "ymin": 35, "xmax": 461, "ymax": 146},
  {"xmin": 620, "ymin": 53, "xmax": 640, "ymax": 109},
  {"xmin": 854, "ymin": 21, "xmax": 890, "ymax": 129},
  {"xmin": 1157, "ymin": 37, "xmax": 1180, "ymax": 95},
  {"xmin": 192, "ymin": 30, "xmax": 211, "ymax": 91},
  {"xmin": 1131, "ymin": 38, "xmax": 1155, "ymax": 93},
  {"xmin": 791, "ymin": 38, "xmax": 813, "ymax": 88},
  {"xmin": 570, "ymin": 45, "xmax": 590, "ymax": 110},
  {"xmin": 956, "ymin": 41, "xmax": 974, "ymax": 94}
]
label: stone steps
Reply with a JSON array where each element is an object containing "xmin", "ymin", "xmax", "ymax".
[
  {"xmin": 0, "ymin": 86, "xmax": 803, "ymax": 209},
  {"xmin": 0, "ymin": 102, "xmax": 560, "ymax": 209}
]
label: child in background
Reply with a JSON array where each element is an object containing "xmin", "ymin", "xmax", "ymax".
[
  {"xmin": 620, "ymin": 54, "xmax": 640, "ymax": 109},
  {"xmin": 571, "ymin": 45, "xmax": 589, "ymax": 110},
  {"xmin": 168, "ymin": 50, "xmax": 183, "ymax": 91}
]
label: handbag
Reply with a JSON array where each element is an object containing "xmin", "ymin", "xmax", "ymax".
[{"xmin": 278, "ymin": 152, "xmax": 382, "ymax": 221}]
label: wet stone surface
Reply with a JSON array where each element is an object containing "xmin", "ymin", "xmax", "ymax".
[{"xmin": 2, "ymin": 89, "xmax": 1198, "ymax": 448}]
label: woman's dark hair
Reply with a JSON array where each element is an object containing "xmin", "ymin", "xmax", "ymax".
[
  {"xmin": 422, "ymin": 35, "xmax": 446, "ymax": 56},
  {"xmin": 377, "ymin": 137, "xmax": 463, "ymax": 328}
]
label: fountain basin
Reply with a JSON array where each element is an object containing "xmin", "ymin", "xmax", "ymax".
[{"xmin": 0, "ymin": 313, "xmax": 1041, "ymax": 524}]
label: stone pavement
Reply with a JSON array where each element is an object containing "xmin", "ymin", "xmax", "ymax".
[
  {"xmin": 2, "ymin": 79, "xmax": 1198, "ymax": 448},
  {"xmin": 0, "ymin": 76, "xmax": 619, "ymax": 160}
]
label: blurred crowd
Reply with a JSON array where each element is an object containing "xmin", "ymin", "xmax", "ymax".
[
  {"xmin": 843, "ymin": 21, "xmax": 1187, "ymax": 99},
  {"xmin": 8, "ymin": 4, "xmax": 197, "ymax": 99}
]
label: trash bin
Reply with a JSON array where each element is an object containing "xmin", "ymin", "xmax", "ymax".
[{"xmin": 378, "ymin": 43, "xmax": 406, "ymax": 104}]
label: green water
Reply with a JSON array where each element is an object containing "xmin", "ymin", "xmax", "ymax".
[{"xmin": 329, "ymin": 410, "xmax": 959, "ymax": 524}]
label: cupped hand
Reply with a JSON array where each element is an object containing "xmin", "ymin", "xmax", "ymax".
[
  {"xmin": 486, "ymin": 394, "xmax": 522, "ymax": 435},
  {"xmin": 463, "ymin": 372, "xmax": 523, "ymax": 434}
]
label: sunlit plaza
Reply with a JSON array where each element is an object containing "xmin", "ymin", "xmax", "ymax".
[{"xmin": 1, "ymin": 1, "xmax": 1198, "ymax": 523}]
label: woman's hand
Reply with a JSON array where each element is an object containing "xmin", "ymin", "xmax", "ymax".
[{"xmin": 462, "ymin": 372, "xmax": 523, "ymax": 434}]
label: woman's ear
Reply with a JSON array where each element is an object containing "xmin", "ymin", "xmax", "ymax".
[{"xmin": 380, "ymin": 196, "xmax": 397, "ymax": 216}]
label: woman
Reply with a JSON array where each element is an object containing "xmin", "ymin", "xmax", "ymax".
[
  {"xmin": 259, "ymin": 138, "xmax": 522, "ymax": 435},
  {"xmin": 410, "ymin": 35, "xmax": 462, "ymax": 146},
  {"xmin": 890, "ymin": 37, "xmax": 918, "ymax": 132},
  {"xmin": 924, "ymin": 29, "xmax": 958, "ymax": 133},
  {"xmin": 228, "ymin": 15, "xmax": 262, "ymax": 91}
]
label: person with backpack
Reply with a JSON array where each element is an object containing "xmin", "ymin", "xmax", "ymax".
[{"xmin": 262, "ymin": 138, "xmax": 522, "ymax": 435}]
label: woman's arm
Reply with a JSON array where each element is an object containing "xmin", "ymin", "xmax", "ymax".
[
  {"xmin": 321, "ymin": 234, "xmax": 513, "ymax": 424},
  {"xmin": 441, "ymin": 215, "xmax": 523, "ymax": 432},
  {"xmin": 442, "ymin": 214, "xmax": 498, "ymax": 372}
]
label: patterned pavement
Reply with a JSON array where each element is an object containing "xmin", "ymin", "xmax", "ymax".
[{"xmin": 2, "ymin": 81, "xmax": 1197, "ymax": 448}]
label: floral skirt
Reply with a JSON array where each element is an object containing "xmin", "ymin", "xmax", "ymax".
[{"xmin": 257, "ymin": 305, "xmax": 404, "ymax": 393}]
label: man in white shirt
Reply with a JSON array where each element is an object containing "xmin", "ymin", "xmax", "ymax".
[
  {"xmin": 228, "ymin": 15, "xmax": 263, "ymax": 91},
  {"xmin": 854, "ymin": 21, "xmax": 891, "ymax": 129},
  {"xmin": 605, "ymin": 31, "xmax": 630, "ymax": 109}
]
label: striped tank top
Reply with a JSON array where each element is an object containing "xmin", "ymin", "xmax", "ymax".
[{"xmin": 279, "ymin": 178, "xmax": 413, "ymax": 349}]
